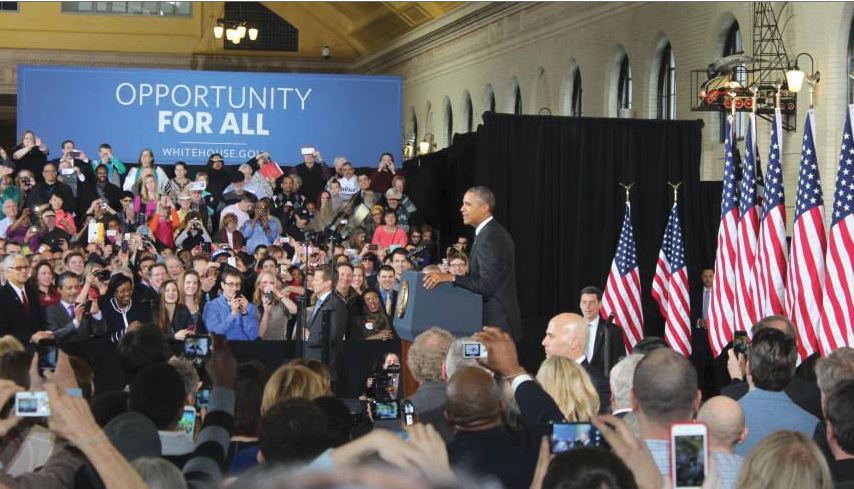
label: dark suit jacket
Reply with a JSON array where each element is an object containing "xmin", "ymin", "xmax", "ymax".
[
  {"xmin": 454, "ymin": 218, "xmax": 522, "ymax": 339},
  {"xmin": 447, "ymin": 426, "xmax": 533, "ymax": 489},
  {"xmin": 306, "ymin": 293, "xmax": 349, "ymax": 370},
  {"xmin": 44, "ymin": 301, "xmax": 105, "ymax": 344},
  {"xmin": 0, "ymin": 283, "xmax": 46, "ymax": 347},
  {"xmin": 581, "ymin": 358, "xmax": 611, "ymax": 414},
  {"xmin": 589, "ymin": 319, "xmax": 627, "ymax": 376},
  {"xmin": 721, "ymin": 376, "xmax": 822, "ymax": 419}
]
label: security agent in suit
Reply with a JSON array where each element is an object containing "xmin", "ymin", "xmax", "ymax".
[
  {"xmin": 689, "ymin": 268, "xmax": 717, "ymax": 398},
  {"xmin": 45, "ymin": 272, "xmax": 105, "ymax": 345},
  {"xmin": 541, "ymin": 312, "xmax": 611, "ymax": 413},
  {"xmin": 579, "ymin": 286, "xmax": 626, "ymax": 376},
  {"xmin": 0, "ymin": 254, "xmax": 48, "ymax": 348},
  {"xmin": 424, "ymin": 186, "xmax": 522, "ymax": 340},
  {"xmin": 305, "ymin": 266, "xmax": 349, "ymax": 375}
]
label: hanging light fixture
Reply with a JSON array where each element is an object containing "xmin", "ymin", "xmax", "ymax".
[{"xmin": 214, "ymin": 18, "xmax": 259, "ymax": 45}]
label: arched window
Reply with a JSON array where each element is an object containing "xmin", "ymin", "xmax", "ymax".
[
  {"xmin": 482, "ymin": 84, "xmax": 496, "ymax": 120},
  {"xmin": 571, "ymin": 67, "xmax": 582, "ymax": 117},
  {"xmin": 513, "ymin": 83, "xmax": 523, "ymax": 115},
  {"xmin": 443, "ymin": 97, "xmax": 453, "ymax": 148},
  {"xmin": 446, "ymin": 107, "xmax": 454, "ymax": 146},
  {"xmin": 617, "ymin": 54, "xmax": 632, "ymax": 111},
  {"xmin": 657, "ymin": 42, "xmax": 676, "ymax": 119},
  {"xmin": 409, "ymin": 106, "xmax": 418, "ymax": 141},
  {"xmin": 463, "ymin": 91, "xmax": 473, "ymax": 132},
  {"xmin": 721, "ymin": 20, "xmax": 747, "ymax": 141}
]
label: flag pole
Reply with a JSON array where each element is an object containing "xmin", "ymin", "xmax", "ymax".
[
  {"xmin": 619, "ymin": 182, "xmax": 635, "ymax": 209},
  {"xmin": 667, "ymin": 181, "xmax": 683, "ymax": 204}
]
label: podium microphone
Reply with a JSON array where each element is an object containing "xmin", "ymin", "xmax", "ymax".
[{"xmin": 603, "ymin": 313, "xmax": 615, "ymax": 378}]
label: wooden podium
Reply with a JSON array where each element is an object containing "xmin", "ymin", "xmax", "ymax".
[{"xmin": 393, "ymin": 271, "xmax": 483, "ymax": 396}]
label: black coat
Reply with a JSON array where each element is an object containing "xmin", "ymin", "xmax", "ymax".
[
  {"xmin": 581, "ymin": 358, "xmax": 612, "ymax": 414},
  {"xmin": 589, "ymin": 319, "xmax": 627, "ymax": 377},
  {"xmin": 25, "ymin": 181, "xmax": 76, "ymax": 213},
  {"xmin": 306, "ymin": 293, "xmax": 349, "ymax": 373},
  {"xmin": 0, "ymin": 283, "xmax": 46, "ymax": 347},
  {"xmin": 453, "ymin": 218, "xmax": 522, "ymax": 339}
]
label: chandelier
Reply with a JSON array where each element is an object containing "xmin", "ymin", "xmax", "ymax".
[{"xmin": 214, "ymin": 19, "xmax": 259, "ymax": 45}]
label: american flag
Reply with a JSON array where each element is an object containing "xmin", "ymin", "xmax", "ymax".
[
  {"xmin": 754, "ymin": 109, "xmax": 788, "ymax": 318},
  {"xmin": 819, "ymin": 105, "xmax": 854, "ymax": 354},
  {"xmin": 652, "ymin": 201, "xmax": 691, "ymax": 356},
  {"xmin": 785, "ymin": 110, "xmax": 824, "ymax": 361},
  {"xmin": 708, "ymin": 116, "xmax": 739, "ymax": 357},
  {"xmin": 602, "ymin": 202, "xmax": 644, "ymax": 352},
  {"xmin": 734, "ymin": 114, "xmax": 761, "ymax": 333}
]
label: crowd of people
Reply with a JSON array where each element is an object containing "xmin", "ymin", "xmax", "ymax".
[{"xmin": 0, "ymin": 129, "xmax": 851, "ymax": 489}]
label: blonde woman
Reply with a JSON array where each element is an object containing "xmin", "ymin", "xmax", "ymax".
[
  {"xmin": 252, "ymin": 271, "xmax": 297, "ymax": 341},
  {"xmin": 260, "ymin": 364, "xmax": 326, "ymax": 414},
  {"xmin": 536, "ymin": 355, "xmax": 600, "ymax": 421},
  {"xmin": 133, "ymin": 173, "xmax": 162, "ymax": 218},
  {"xmin": 736, "ymin": 431, "xmax": 834, "ymax": 489}
]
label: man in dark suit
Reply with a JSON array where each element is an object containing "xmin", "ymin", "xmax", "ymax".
[
  {"xmin": 541, "ymin": 312, "xmax": 611, "ymax": 413},
  {"xmin": 424, "ymin": 186, "xmax": 522, "ymax": 340},
  {"xmin": 689, "ymin": 268, "xmax": 717, "ymax": 398},
  {"xmin": 45, "ymin": 272, "xmax": 104, "ymax": 345},
  {"xmin": 305, "ymin": 266, "xmax": 348, "ymax": 376},
  {"xmin": 25, "ymin": 162, "xmax": 76, "ymax": 213},
  {"xmin": 0, "ymin": 254, "xmax": 48, "ymax": 347},
  {"xmin": 721, "ymin": 315, "xmax": 822, "ymax": 419},
  {"xmin": 579, "ymin": 286, "xmax": 626, "ymax": 377},
  {"xmin": 376, "ymin": 265, "xmax": 398, "ymax": 318}
]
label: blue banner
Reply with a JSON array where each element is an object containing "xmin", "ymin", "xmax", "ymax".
[{"xmin": 17, "ymin": 65, "xmax": 402, "ymax": 167}]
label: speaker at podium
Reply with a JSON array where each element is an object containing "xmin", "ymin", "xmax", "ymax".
[{"xmin": 393, "ymin": 271, "xmax": 483, "ymax": 340}]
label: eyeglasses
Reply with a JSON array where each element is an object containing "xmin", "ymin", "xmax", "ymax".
[
  {"xmin": 222, "ymin": 281, "xmax": 241, "ymax": 287},
  {"xmin": 43, "ymin": 215, "xmax": 56, "ymax": 219},
  {"xmin": 7, "ymin": 265, "xmax": 29, "ymax": 271},
  {"xmin": 450, "ymin": 262, "xmax": 466, "ymax": 268},
  {"xmin": 43, "ymin": 169, "xmax": 57, "ymax": 174}
]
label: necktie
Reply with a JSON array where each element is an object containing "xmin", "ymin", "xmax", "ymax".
[
  {"xmin": 702, "ymin": 289, "xmax": 710, "ymax": 321},
  {"xmin": 21, "ymin": 290, "xmax": 29, "ymax": 317},
  {"xmin": 385, "ymin": 292, "xmax": 393, "ymax": 316},
  {"xmin": 68, "ymin": 304, "xmax": 76, "ymax": 319},
  {"xmin": 310, "ymin": 297, "xmax": 324, "ymax": 324}
]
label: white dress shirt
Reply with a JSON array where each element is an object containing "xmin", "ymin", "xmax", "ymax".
[
  {"xmin": 475, "ymin": 216, "xmax": 494, "ymax": 236},
  {"xmin": 9, "ymin": 282, "xmax": 27, "ymax": 304},
  {"xmin": 585, "ymin": 317, "xmax": 600, "ymax": 361}
]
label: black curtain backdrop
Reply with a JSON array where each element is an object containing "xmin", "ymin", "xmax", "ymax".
[{"xmin": 403, "ymin": 113, "xmax": 721, "ymax": 370}]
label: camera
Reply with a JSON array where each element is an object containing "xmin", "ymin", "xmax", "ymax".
[
  {"xmin": 550, "ymin": 422, "xmax": 607, "ymax": 453},
  {"xmin": 184, "ymin": 335, "xmax": 211, "ymax": 359},
  {"xmin": 370, "ymin": 400, "xmax": 400, "ymax": 421},
  {"xmin": 264, "ymin": 290, "xmax": 274, "ymax": 302},
  {"xmin": 733, "ymin": 331, "xmax": 748, "ymax": 355},
  {"xmin": 367, "ymin": 364, "xmax": 400, "ymax": 402},
  {"xmin": 37, "ymin": 339, "xmax": 58, "ymax": 376},
  {"xmin": 15, "ymin": 391, "xmax": 50, "ymax": 417},
  {"xmin": 95, "ymin": 269, "xmax": 112, "ymax": 282},
  {"xmin": 462, "ymin": 341, "xmax": 488, "ymax": 358}
]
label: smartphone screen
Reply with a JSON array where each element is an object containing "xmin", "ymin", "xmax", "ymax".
[
  {"xmin": 177, "ymin": 406, "xmax": 197, "ymax": 436},
  {"xmin": 37, "ymin": 340, "xmax": 58, "ymax": 375},
  {"xmin": 371, "ymin": 400, "xmax": 400, "ymax": 420},
  {"xmin": 195, "ymin": 388, "xmax": 211, "ymax": 410},
  {"xmin": 733, "ymin": 331, "xmax": 748, "ymax": 355},
  {"xmin": 184, "ymin": 335, "xmax": 211, "ymax": 359},
  {"xmin": 549, "ymin": 422, "xmax": 607, "ymax": 453},
  {"xmin": 671, "ymin": 424, "xmax": 708, "ymax": 489}
]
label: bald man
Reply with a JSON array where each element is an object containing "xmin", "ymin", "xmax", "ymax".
[
  {"xmin": 541, "ymin": 313, "xmax": 611, "ymax": 413},
  {"xmin": 445, "ymin": 367, "xmax": 532, "ymax": 489},
  {"xmin": 697, "ymin": 397, "xmax": 747, "ymax": 489}
]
